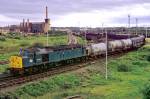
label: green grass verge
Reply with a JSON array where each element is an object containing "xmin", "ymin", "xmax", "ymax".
[
  {"xmin": 3, "ymin": 44, "xmax": 150, "ymax": 99},
  {"xmin": 2, "ymin": 39, "xmax": 150, "ymax": 99}
]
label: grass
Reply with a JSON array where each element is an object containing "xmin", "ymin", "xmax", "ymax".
[
  {"xmin": 0, "ymin": 35, "xmax": 84, "ymax": 53},
  {"xmin": 1, "ymin": 38, "xmax": 150, "ymax": 99},
  {"xmin": 0, "ymin": 35, "xmax": 84, "ymax": 73}
]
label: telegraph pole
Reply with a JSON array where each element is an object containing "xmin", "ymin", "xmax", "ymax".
[
  {"xmin": 105, "ymin": 26, "xmax": 108, "ymax": 80},
  {"xmin": 84, "ymin": 26, "xmax": 88, "ymax": 46},
  {"xmin": 102, "ymin": 23, "xmax": 104, "ymax": 33},
  {"xmin": 128, "ymin": 14, "xmax": 131, "ymax": 37},
  {"xmin": 146, "ymin": 26, "xmax": 148, "ymax": 38},
  {"xmin": 135, "ymin": 18, "xmax": 138, "ymax": 61},
  {"xmin": 136, "ymin": 18, "xmax": 138, "ymax": 35}
]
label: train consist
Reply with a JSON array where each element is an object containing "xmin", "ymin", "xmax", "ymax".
[{"xmin": 9, "ymin": 35, "xmax": 145, "ymax": 75}]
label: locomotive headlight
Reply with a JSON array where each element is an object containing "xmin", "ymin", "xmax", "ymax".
[{"xmin": 29, "ymin": 59, "xmax": 33, "ymax": 63}]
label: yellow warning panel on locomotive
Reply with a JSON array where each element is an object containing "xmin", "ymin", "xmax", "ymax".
[{"xmin": 10, "ymin": 56, "xmax": 23, "ymax": 69}]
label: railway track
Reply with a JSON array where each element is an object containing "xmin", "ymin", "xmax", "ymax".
[{"xmin": 0, "ymin": 51, "xmax": 126, "ymax": 91}]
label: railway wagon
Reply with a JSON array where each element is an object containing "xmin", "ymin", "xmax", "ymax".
[
  {"xmin": 121, "ymin": 39, "xmax": 132, "ymax": 50},
  {"xmin": 107, "ymin": 33, "xmax": 134, "ymax": 40},
  {"xmin": 108, "ymin": 40, "xmax": 124, "ymax": 51},
  {"xmin": 87, "ymin": 36, "xmax": 144, "ymax": 56},
  {"xmin": 9, "ymin": 45, "xmax": 86, "ymax": 74},
  {"xmin": 90, "ymin": 43, "xmax": 106, "ymax": 55},
  {"xmin": 131, "ymin": 35, "xmax": 145, "ymax": 48}
]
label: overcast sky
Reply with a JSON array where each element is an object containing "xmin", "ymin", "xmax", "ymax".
[{"xmin": 0, "ymin": 0, "xmax": 149, "ymax": 27}]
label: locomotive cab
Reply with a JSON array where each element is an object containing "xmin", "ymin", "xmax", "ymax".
[{"xmin": 9, "ymin": 50, "xmax": 35, "ymax": 69}]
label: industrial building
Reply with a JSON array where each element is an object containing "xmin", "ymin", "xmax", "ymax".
[{"xmin": 0, "ymin": 6, "xmax": 50, "ymax": 34}]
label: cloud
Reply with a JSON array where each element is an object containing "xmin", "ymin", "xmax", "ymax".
[{"xmin": 0, "ymin": 0, "xmax": 150, "ymax": 26}]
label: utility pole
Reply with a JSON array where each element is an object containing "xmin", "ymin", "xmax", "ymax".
[
  {"xmin": 128, "ymin": 14, "xmax": 131, "ymax": 37},
  {"xmin": 146, "ymin": 26, "xmax": 148, "ymax": 38},
  {"xmin": 136, "ymin": 18, "xmax": 138, "ymax": 35},
  {"xmin": 84, "ymin": 26, "xmax": 87, "ymax": 46},
  {"xmin": 135, "ymin": 18, "xmax": 138, "ymax": 61},
  {"xmin": 105, "ymin": 26, "xmax": 108, "ymax": 80},
  {"xmin": 102, "ymin": 23, "xmax": 104, "ymax": 33}
]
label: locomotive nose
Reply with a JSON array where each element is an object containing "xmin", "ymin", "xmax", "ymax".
[{"xmin": 9, "ymin": 56, "xmax": 23, "ymax": 69}]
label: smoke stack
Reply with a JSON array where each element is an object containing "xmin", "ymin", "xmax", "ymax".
[
  {"xmin": 23, "ymin": 19, "xmax": 25, "ymax": 28},
  {"xmin": 27, "ymin": 19, "xmax": 29, "ymax": 27},
  {"xmin": 46, "ymin": 6, "xmax": 48, "ymax": 19},
  {"xmin": 27, "ymin": 19, "xmax": 30, "ymax": 32}
]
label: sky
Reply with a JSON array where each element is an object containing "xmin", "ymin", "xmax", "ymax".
[{"xmin": 0, "ymin": 0, "xmax": 150, "ymax": 27}]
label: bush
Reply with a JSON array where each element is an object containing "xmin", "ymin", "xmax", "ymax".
[
  {"xmin": 20, "ymin": 42, "xmax": 29, "ymax": 47},
  {"xmin": 6, "ymin": 32, "xmax": 21, "ymax": 40},
  {"xmin": 142, "ymin": 82, "xmax": 150, "ymax": 99},
  {"xmin": 31, "ymin": 43, "xmax": 44, "ymax": 48},
  {"xmin": 147, "ymin": 56, "xmax": 150, "ymax": 62},
  {"xmin": 15, "ymin": 74, "xmax": 80, "ymax": 97},
  {"xmin": 0, "ymin": 46, "xmax": 4, "ymax": 49},
  {"xmin": 117, "ymin": 64, "xmax": 131, "ymax": 72},
  {"xmin": 13, "ymin": 36, "xmax": 20, "ymax": 40},
  {"xmin": 0, "ymin": 36, "xmax": 6, "ymax": 41},
  {"xmin": 48, "ymin": 31, "xmax": 67, "ymax": 36}
]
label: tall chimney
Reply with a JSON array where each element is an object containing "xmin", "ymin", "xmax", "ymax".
[
  {"xmin": 46, "ymin": 6, "xmax": 48, "ymax": 19},
  {"xmin": 23, "ymin": 19, "xmax": 25, "ymax": 28},
  {"xmin": 23, "ymin": 19, "xmax": 25, "ymax": 31},
  {"xmin": 27, "ymin": 19, "xmax": 30, "ymax": 33},
  {"xmin": 27, "ymin": 19, "xmax": 29, "ymax": 27}
]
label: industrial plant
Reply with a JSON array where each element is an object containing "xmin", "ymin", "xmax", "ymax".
[{"xmin": 0, "ymin": 6, "xmax": 50, "ymax": 34}]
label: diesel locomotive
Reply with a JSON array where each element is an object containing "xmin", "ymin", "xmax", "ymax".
[{"xmin": 9, "ymin": 35, "xmax": 145, "ymax": 75}]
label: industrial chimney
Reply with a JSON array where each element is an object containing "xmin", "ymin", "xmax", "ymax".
[
  {"xmin": 27, "ymin": 19, "xmax": 30, "ymax": 33},
  {"xmin": 23, "ymin": 19, "xmax": 25, "ymax": 32},
  {"xmin": 46, "ymin": 6, "xmax": 48, "ymax": 19}
]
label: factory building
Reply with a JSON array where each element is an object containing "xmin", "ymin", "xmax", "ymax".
[
  {"xmin": 0, "ymin": 6, "xmax": 50, "ymax": 34},
  {"xmin": 20, "ymin": 6, "xmax": 50, "ymax": 34}
]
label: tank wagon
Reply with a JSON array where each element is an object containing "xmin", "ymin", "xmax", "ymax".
[{"xmin": 9, "ymin": 35, "xmax": 145, "ymax": 75}]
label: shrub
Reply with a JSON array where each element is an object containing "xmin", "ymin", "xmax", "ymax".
[
  {"xmin": 20, "ymin": 42, "xmax": 29, "ymax": 47},
  {"xmin": 0, "ymin": 36, "xmax": 6, "ymax": 41},
  {"xmin": 14, "ymin": 36, "xmax": 20, "ymax": 40},
  {"xmin": 0, "ymin": 46, "xmax": 4, "ymax": 49},
  {"xmin": 0, "ymin": 94, "xmax": 18, "ymax": 99},
  {"xmin": 117, "ymin": 64, "xmax": 130, "ymax": 72},
  {"xmin": 31, "ymin": 43, "xmax": 44, "ymax": 48},
  {"xmin": 142, "ymin": 82, "xmax": 150, "ymax": 99},
  {"xmin": 15, "ymin": 74, "xmax": 80, "ymax": 97},
  {"xmin": 147, "ymin": 56, "xmax": 150, "ymax": 62}
]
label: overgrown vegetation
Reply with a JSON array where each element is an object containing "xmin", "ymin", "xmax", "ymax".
[
  {"xmin": 117, "ymin": 64, "xmax": 131, "ymax": 72},
  {"xmin": 0, "ymin": 32, "xmax": 84, "ymax": 54},
  {"xmin": 48, "ymin": 30, "xmax": 67, "ymax": 36},
  {"xmin": 142, "ymin": 82, "xmax": 150, "ymax": 99},
  {"xmin": 3, "ymin": 41, "xmax": 149, "ymax": 99},
  {"xmin": 0, "ymin": 36, "xmax": 6, "ymax": 41},
  {"xmin": 1, "ymin": 37, "xmax": 150, "ymax": 99}
]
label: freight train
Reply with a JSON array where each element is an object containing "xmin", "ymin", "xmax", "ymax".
[{"xmin": 9, "ymin": 35, "xmax": 145, "ymax": 75}]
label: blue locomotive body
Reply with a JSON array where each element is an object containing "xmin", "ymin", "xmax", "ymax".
[{"xmin": 16, "ymin": 45, "xmax": 86, "ymax": 69}]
